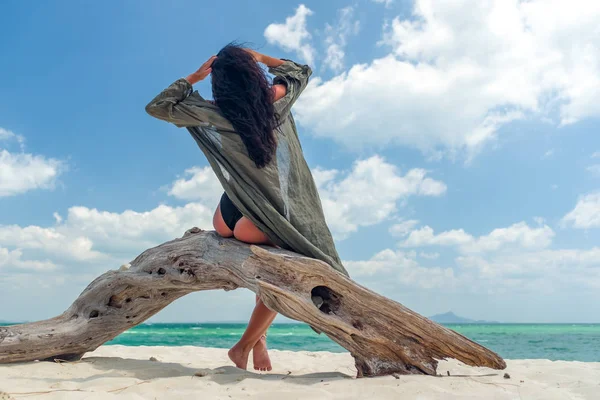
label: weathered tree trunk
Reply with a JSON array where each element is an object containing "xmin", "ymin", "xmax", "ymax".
[{"xmin": 0, "ymin": 228, "xmax": 505, "ymax": 376}]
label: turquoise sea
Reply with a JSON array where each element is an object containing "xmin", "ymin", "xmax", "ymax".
[{"xmin": 103, "ymin": 323, "xmax": 600, "ymax": 362}]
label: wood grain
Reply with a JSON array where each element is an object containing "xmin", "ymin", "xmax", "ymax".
[{"xmin": 0, "ymin": 228, "xmax": 506, "ymax": 376}]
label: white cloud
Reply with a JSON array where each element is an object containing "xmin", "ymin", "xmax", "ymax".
[
  {"xmin": 53, "ymin": 212, "xmax": 63, "ymax": 224},
  {"xmin": 382, "ymin": 219, "xmax": 600, "ymax": 293},
  {"xmin": 469, "ymin": 222, "xmax": 555, "ymax": 253},
  {"xmin": 533, "ymin": 216, "xmax": 546, "ymax": 225},
  {"xmin": 60, "ymin": 202, "xmax": 214, "ymax": 255},
  {"xmin": 457, "ymin": 248, "xmax": 600, "ymax": 289},
  {"xmin": 314, "ymin": 155, "xmax": 446, "ymax": 239},
  {"xmin": 0, "ymin": 247, "xmax": 56, "ymax": 271},
  {"xmin": 0, "ymin": 272, "xmax": 65, "ymax": 291},
  {"xmin": 323, "ymin": 7, "xmax": 360, "ymax": 72},
  {"xmin": 592, "ymin": 152, "xmax": 600, "ymax": 159},
  {"xmin": 0, "ymin": 201, "xmax": 214, "ymax": 278},
  {"xmin": 562, "ymin": 192, "xmax": 600, "ymax": 229},
  {"xmin": 0, "ymin": 224, "xmax": 102, "ymax": 262},
  {"xmin": 57, "ymin": 167, "xmax": 215, "ymax": 256},
  {"xmin": 264, "ymin": 4, "xmax": 315, "ymax": 65},
  {"xmin": 345, "ymin": 248, "xmax": 457, "ymax": 289},
  {"xmin": 0, "ymin": 128, "xmax": 64, "ymax": 197},
  {"xmin": 295, "ymin": 0, "xmax": 600, "ymax": 159},
  {"xmin": 586, "ymin": 164, "xmax": 600, "ymax": 176},
  {"xmin": 542, "ymin": 149, "xmax": 555, "ymax": 159},
  {"xmin": 372, "ymin": 0, "xmax": 394, "ymax": 7},
  {"xmin": 402, "ymin": 225, "xmax": 472, "ymax": 248},
  {"xmin": 419, "ymin": 251, "xmax": 439, "ymax": 260},
  {"xmin": 168, "ymin": 166, "xmax": 222, "ymax": 205},
  {"xmin": 389, "ymin": 219, "xmax": 419, "ymax": 237},
  {"xmin": 0, "ymin": 127, "xmax": 24, "ymax": 145},
  {"xmin": 0, "ymin": 149, "xmax": 64, "ymax": 197},
  {"xmin": 0, "ymin": 163, "xmax": 218, "ymax": 274},
  {"xmin": 401, "ymin": 221, "xmax": 555, "ymax": 254},
  {"xmin": 345, "ymin": 220, "xmax": 600, "ymax": 299},
  {"xmin": 252, "ymin": 155, "xmax": 445, "ymax": 243},
  {"xmin": 324, "ymin": 44, "xmax": 344, "ymax": 73}
]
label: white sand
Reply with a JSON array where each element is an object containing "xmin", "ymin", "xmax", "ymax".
[{"xmin": 1, "ymin": 346, "xmax": 598, "ymax": 399}]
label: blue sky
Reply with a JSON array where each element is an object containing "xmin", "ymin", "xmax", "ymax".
[{"xmin": 1, "ymin": 0, "xmax": 599, "ymax": 323}]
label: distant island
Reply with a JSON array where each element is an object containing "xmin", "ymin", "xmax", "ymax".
[{"xmin": 429, "ymin": 311, "xmax": 499, "ymax": 324}]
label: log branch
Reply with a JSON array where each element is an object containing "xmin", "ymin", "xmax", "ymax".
[{"xmin": 0, "ymin": 228, "xmax": 506, "ymax": 376}]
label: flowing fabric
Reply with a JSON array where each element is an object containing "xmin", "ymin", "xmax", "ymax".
[{"xmin": 146, "ymin": 59, "xmax": 348, "ymax": 276}]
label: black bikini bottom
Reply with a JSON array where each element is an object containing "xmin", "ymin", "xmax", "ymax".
[{"xmin": 219, "ymin": 192, "xmax": 243, "ymax": 231}]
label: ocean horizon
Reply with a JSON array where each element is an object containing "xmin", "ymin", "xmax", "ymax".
[
  {"xmin": 109, "ymin": 322, "xmax": 600, "ymax": 362},
  {"xmin": 88, "ymin": 322, "xmax": 600, "ymax": 362},
  {"xmin": 3, "ymin": 321, "xmax": 599, "ymax": 362}
]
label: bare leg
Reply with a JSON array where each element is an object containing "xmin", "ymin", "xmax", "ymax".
[
  {"xmin": 228, "ymin": 295, "xmax": 277, "ymax": 370},
  {"xmin": 252, "ymin": 295, "xmax": 272, "ymax": 371},
  {"xmin": 212, "ymin": 209, "xmax": 277, "ymax": 371}
]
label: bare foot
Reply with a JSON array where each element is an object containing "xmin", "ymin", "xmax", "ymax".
[
  {"xmin": 228, "ymin": 343, "xmax": 250, "ymax": 370},
  {"xmin": 253, "ymin": 335, "xmax": 272, "ymax": 371}
]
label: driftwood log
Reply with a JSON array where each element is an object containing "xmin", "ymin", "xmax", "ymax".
[{"xmin": 0, "ymin": 228, "xmax": 506, "ymax": 377}]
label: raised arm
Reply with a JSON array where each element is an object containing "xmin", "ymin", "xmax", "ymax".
[
  {"xmin": 145, "ymin": 56, "xmax": 230, "ymax": 129},
  {"xmin": 185, "ymin": 56, "xmax": 217, "ymax": 86},
  {"xmin": 245, "ymin": 50, "xmax": 312, "ymax": 118},
  {"xmin": 245, "ymin": 49, "xmax": 285, "ymax": 68}
]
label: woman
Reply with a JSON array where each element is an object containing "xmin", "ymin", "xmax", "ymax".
[{"xmin": 146, "ymin": 44, "xmax": 348, "ymax": 372}]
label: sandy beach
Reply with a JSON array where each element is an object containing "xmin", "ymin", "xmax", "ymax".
[{"xmin": 0, "ymin": 345, "xmax": 598, "ymax": 399}]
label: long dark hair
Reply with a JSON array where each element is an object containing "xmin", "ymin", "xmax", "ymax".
[{"xmin": 211, "ymin": 43, "xmax": 278, "ymax": 168}]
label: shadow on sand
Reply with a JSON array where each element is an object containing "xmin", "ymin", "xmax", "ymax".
[{"xmin": 27, "ymin": 356, "xmax": 353, "ymax": 386}]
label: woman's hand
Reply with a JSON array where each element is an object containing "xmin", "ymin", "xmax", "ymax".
[{"xmin": 186, "ymin": 55, "xmax": 217, "ymax": 85}]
